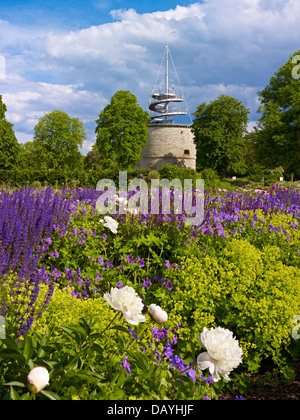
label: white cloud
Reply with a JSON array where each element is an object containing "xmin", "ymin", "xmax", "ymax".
[
  {"xmin": 2, "ymin": 75, "xmax": 107, "ymax": 154},
  {"xmin": 1, "ymin": 1, "xmax": 300, "ymax": 154}
]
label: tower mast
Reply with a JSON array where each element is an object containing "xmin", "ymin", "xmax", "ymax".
[
  {"xmin": 149, "ymin": 44, "xmax": 187, "ymax": 124},
  {"xmin": 165, "ymin": 43, "xmax": 169, "ymax": 120}
]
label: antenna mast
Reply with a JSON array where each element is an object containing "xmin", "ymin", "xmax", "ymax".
[{"xmin": 165, "ymin": 43, "xmax": 169, "ymax": 119}]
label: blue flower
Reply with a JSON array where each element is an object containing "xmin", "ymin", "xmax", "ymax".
[
  {"xmin": 122, "ymin": 355, "xmax": 131, "ymax": 375},
  {"xmin": 142, "ymin": 277, "xmax": 152, "ymax": 289},
  {"xmin": 128, "ymin": 328, "xmax": 138, "ymax": 341}
]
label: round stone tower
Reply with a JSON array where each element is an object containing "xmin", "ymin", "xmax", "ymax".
[
  {"xmin": 138, "ymin": 124, "xmax": 196, "ymax": 170},
  {"xmin": 137, "ymin": 44, "xmax": 196, "ymax": 171}
]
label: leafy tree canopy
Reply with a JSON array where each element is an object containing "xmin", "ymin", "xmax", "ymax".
[
  {"xmin": 192, "ymin": 95, "xmax": 249, "ymax": 178},
  {"xmin": 95, "ymin": 90, "xmax": 150, "ymax": 170},
  {"xmin": 33, "ymin": 110, "xmax": 86, "ymax": 170},
  {"xmin": 254, "ymin": 50, "xmax": 300, "ymax": 177},
  {"xmin": 0, "ymin": 95, "xmax": 20, "ymax": 170}
]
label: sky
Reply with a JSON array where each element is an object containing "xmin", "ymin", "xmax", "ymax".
[{"xmin": 0, "ymin": 0, "xmax": 300, "ymax": 155}]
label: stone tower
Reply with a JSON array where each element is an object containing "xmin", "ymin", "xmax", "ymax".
[{"xmin": 137, "ymin": 44, "xmax": 196, "ymax": 170}]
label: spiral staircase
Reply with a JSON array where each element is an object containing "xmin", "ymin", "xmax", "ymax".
[{"xmin": 149, "ymin": 44, "xmax": 188, "ymax": 124}]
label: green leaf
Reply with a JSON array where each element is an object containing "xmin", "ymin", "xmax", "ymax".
[
  {"xmin": 4, "ymin": 381, "xmax": 25, "ymax": 388},
  {"xmin": 37, "ymin": 327, "xmax": 52, "ymax": 358},
  {"xmin": 23, "ymin": 335, "xmax": 34, "ymax": 362},
  {"xmin": 90, "ymin": 343, "xmax": 103, "ymax": 354},
  {"xmin": 2, "ymin": 337, "xmax": 20, "ymax": 353},
  {"xmin": 0, "ymin": 349, "xmax": 26, "ymax": 364},
  {"xmin": 79, "ymin": 318, "xmax": 91, "ymax": 336},
  {"xmin": 127, "ymin": 350, "xmax": 149, "ymax": 371},
  {"xmin": 20, "ymin": 393, "xmax": 31, "ymax": 400},
  {"xmin": 58, "ymin": 325, "xmax": 86, "ymax": 345},
  {"xmin": 109, "ymin": 326, "xmax": 131, "ymax": 335},
  {"xmin": 9, "ymin": 386, "xmax": 20, "ymax": 400},
  {"xmin": 40, "ymin": 390, "xmax": 61, "ymax": 400}
]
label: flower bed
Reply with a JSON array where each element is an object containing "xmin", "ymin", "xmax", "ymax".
[{"xmin": 0, "ymin": 185, "xmax": 300, "ymax": 400}]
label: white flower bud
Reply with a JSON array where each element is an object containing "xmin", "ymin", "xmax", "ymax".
[
  {"xmin": 27, "ymin": 367, "xmax": 49, "ymax": 394},
  {"xmin": 148, "ymin": 304, "xmax": 168, "ymax": 324}
]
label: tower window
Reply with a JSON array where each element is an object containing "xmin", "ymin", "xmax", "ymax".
[{"xmin": 184, "ymin": 149, "xmax": 190, "ymax": 156}]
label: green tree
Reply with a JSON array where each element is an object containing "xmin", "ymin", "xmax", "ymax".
[
  {"xmin": 95, "ymin": 90, "xmax": 150, "ymax": 170},
  {"xmin": 0, "ymin": 95, "xmax": 20, "ymax": 170},
  {"xmin": 17, "ymin": 141, "xmax": 41, "ymax": 170},
  {"xmin": 192, "ymin": 95, "xmax": 249, "ymax": 178},
  {"xmin": 254, "ymin": 50, "xmax": 300, "ymax": 177},
  {"xmin": 33, "ymin": 110, "xmax": 86, "ymax": 170},
  {"xmin": 84, "ymin": 148, "xmax": 102, "ymax": 171}
]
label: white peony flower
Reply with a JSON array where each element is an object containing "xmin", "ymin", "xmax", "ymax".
[
  {"xmin": 100, "ymin": 215, "xmax": 118, "ymax": 234},
  {"xmin": 197, "ymin": 327, "xmax": 243, "ymax": 382},
  {"xmin": 27, "ymin": 367, "xmax": 50, "ymax": 394},
  {"xmin": 148, "ymin": 304, "xmax": 168, "ymax": 324},
  {"xmin": 103, "ymin": 286, "xmax": 146, "ymax": 325}
]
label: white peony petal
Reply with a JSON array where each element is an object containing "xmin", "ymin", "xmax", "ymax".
[
  {"xmin": 100, "ymin": 216, "xmax": 119, "ymax": 234},
  {"xmin": 197, "ymin": 352, "xmax": 216, "ymax": 374},
  {"xmin": 27, "ymin": 367, "xmax": 49, "ymax": 394},
  {"xmin": 103, "ymin": 286, "xmax": 146, "ymax": 325},
  {"xmin": 197, "ymin": 327, "xmax": 243, "ymax": 381}
]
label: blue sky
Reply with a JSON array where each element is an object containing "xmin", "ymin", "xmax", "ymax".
[
  {"xmin": 0, "ymin": 1, "xmax": 197, "ymax": 27},
  {"xmin": 0, "ymin": 0, "xmax": 300, "ymax": 154}
]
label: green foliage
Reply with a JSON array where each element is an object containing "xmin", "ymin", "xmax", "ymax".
[
  {"xmin": 163, "ymin": 239, "xmax": 300, "ymax": 374},
  {"xmin": 199, "ymin": 168, "xmax": 220, "ymax": 191},
  {"xmin": 95, "ymin": 90, "xmax": 150, "ymax": 170},
  {"xmin": 84, "ymin": 149, "xmax": 102, "ymax": 171},
  {"xmin": 263, "ymin": 166, "xmax": 285, "ymax": 185},
  {"xmin": 31, "ymin": 181, "xmax": 42, "ymax": 189},
  {"xmin": 192, "ymin": 95, "xmax": 249, "ymax": 178},
  {"xmin": 255, "ymin": 50, "xmax": 300, "ymax": 178},
  {"xmin": 0, "ymin": 95, "xmax": 20, "ymax": 170},
  {"xmin": 0, "ymin": 288, "xmax": 216, "ymax": 400},
  {"xmin": 147, "ymin": 170, "xmax": 160, "ymax": 180},
  {"xmin": 31, "ymin": 285, "xmax": 117, "ymax": 338},
  {"xmin": 0, "ymin": 167, "xmax": 88, "ymax": 188},
  {"xmin": 3, "ymin": 183, "xmax": 300, "ymax": 399},
  {"xmin": 33, "ymin": 110, "xmax": 86, "ymax": 171},
  {"xmin": 42, "ymin": 200, "xmax": 187, "ymax": 299},
  {"xmin": 1, "ymin": 273, "xmax": 50, "ymax": 339},
  {"xmin": 158, "ymin": 165, "xmax": 197, "ymax": 185}
]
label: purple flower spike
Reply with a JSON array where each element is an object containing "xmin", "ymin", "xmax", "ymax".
[{"xmin": 122, "ymin": 355, "xmax": 131, "ymax": 375}]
